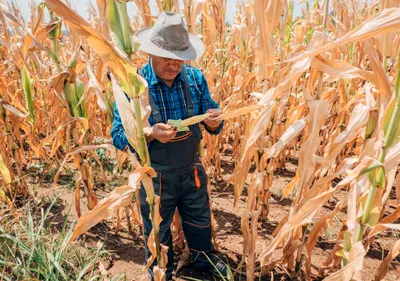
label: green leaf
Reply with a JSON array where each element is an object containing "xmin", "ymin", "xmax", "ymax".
[
  {"xmin": 359, "ymin": 161, "xmax": 384, "ymax": 176},
  {"xmin": 107, "ymin": 0, "xmax": 125, "ymax": 53},
  {"xmin": 335, "ymin": 249, "xmax": 348, "ymax": 266},
  {"xmin": 162, "ymin": 0, "xmax": 174, "ymax": 11},
  {"xmin": 47, "ymin": 252, "xmax": 68, "ymax": 280},
  {"xmin": 343, "ymin": 230, "xmax": 352, "ymax": 252},
  {"xmin": 130, "ymin": 72, "xmax": 146, "ymax": 97},
  {"xmin": 119, "ymin": 0, "xmax": 133, "ymax": 54}
]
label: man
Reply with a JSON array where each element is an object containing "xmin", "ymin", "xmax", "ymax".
[{"xmin": 111, "ymin": 12, "xmax": 227, "ymax": 280}]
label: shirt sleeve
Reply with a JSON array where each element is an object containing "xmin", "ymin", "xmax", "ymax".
[
  {"xmin": 198, "ymin": 73, "xmax": 224, "ymax": 135},
  {"xmin": 110, "ymin": 101, "xmax": 135, "ymax": 152}
]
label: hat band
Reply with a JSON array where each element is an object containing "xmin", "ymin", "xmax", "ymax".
[{"xmin": 150, "ymin": 37, "xmax": 190, "ymax": 52}]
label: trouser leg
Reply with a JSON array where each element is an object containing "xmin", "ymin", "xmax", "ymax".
[
  {"xmin": 178, "ymin": 163, "xmax": 214, "ymax": 266},
  {"xmin": 140, "ymin": 172, "xmax": 177, "ymax": 280}
]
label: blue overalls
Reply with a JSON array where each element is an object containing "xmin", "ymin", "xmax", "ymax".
[{"xmin": 138, "ymin": 68, "xmax": 214, "ymax": 280}]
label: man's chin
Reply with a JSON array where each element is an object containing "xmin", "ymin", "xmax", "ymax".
[{"xmin": 164, "ymin": 74, "xmax": 178, "ymax": 80}]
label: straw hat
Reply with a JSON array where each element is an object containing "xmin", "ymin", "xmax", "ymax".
[{"xmin": 136, "ymin": 12, "xmax": 204, "ymax": 60}]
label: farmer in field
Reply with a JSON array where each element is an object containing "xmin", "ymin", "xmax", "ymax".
[{"xmin": 111, "ymin": 12, "xmax": 226, "ymax": 280}]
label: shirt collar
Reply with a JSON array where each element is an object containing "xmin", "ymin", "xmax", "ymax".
[
  {"xmin": 147, "ymin": 60, "xmax": 159, "ymax": 86},
  {"xmin": 177, "ymin": 67, "xmax": 185, "ymax": 83},
  {"xmin": 147, "ymin": 60, "xmax": 186, "ymax": 86}
]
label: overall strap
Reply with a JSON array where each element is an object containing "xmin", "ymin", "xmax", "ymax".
[
  {"xmin": 182, "ymin": 67, "xmax": 195, "ymax": 118},
  {"xmin": 137, "ymin": 68, "xmax": 163, "ymax": 124}
]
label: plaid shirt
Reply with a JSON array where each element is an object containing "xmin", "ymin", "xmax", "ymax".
[{"xmin": 111, "ymin": 60, "xmax": 223, "ymax": 152}]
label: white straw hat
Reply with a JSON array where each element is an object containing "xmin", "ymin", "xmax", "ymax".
[{"xmin": 136, "ymin": 12, "xmax": 205, "ymax": 61}]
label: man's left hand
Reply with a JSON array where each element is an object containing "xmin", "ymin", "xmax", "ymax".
[{"xmin": 204, "ymin": 108, "xmax": 223, "ymax": 132}]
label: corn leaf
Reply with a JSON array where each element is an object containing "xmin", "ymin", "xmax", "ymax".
[
  {"xmin": 68, "ymin": 167, "xmax": 156, "ymax": 243},
  {"xmin": 45, "ymin": 0, "xmax": 144, "ymax": 99},
  {"xmin": 106, "ymin": 0, "xmax": 125, "ymax": 52},
  {"xmin": 323, "ymin": 242, "xmax": 365, "ymax": 281}
]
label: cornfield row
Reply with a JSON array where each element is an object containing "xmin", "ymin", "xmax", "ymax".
[{"xmin": 1, "ymin": 0, "xmax": 400, "ymax": 280}]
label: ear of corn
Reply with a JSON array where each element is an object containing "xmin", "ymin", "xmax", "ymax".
[
  {"xmin": 39, "ymin": 3, "xmax": 62, "ymax": 40},
  {"xmin": 68, "ymin": 45, "xmax": 81, "ymax": 69},
  {"xmin": 73, "ymin": 79, "xmax": 87, "ymax": 118},
  {"xmin": 49, "ymin": 22, "xmax": 62, "ymax": 40},
  {"xmin": 383, "ymin": 53, "xmax": 400, "ymax": 149},
  {"xmin": 367, "ymin": 165, "xmax": 385, "ymax": 189},
  {"xmin": 168, "ymin": 113, "xmax": 211, "ymax": 132},
  {"xmin": 359, "ymin": 50, "xmax": 400, "ymax": 241},
  {"xmin": 167, "ymin": 119, "xmax": 189, "ymax": 132},
  {"xmin": 181, "ymin": 113, "xmax": 210, "ymax": 127},
  {"xmin": 21, "ymin": 64, "xmax": 35, "ymax": 124}
]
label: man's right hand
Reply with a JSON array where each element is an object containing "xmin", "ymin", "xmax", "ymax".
[{"xmin": 146, "ymin": 123, "xmax": 177, "ymax": 143}]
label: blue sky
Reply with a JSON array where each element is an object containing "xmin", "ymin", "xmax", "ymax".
[{"xmin": 12, "ymin": 0, "xmax": 308, "ymax": 23}]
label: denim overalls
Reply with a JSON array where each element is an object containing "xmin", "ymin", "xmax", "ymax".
[{"xmin": 139, "ymin": 68, "xmax": 213, "ymax": 280}]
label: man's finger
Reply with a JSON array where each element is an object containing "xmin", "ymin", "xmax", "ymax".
[
  {"xmin": 164, "ymin": 130, "xmax": 177, "ymax": 138},
  {"xmin": 210, "ymin": 113, "xmax": 222, "ymax": 117},
  {"xmin": 205, "ymin": 116, "xmax": 220, "ymax": 122},
  {"xmin": 207, "ymin": 109, "xmax": 222, "ymax": 117},
  {"xmin": 158, "ymin": 123, "xmax": 174, "ymax": 130}
]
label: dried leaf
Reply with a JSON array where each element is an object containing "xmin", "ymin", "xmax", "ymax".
[
  {"xmin": 45, "ymin": 0, "xmax": 145, "ymax": 98},
  {"xmin": 323, "ymin": 242, "xmax": 365, "ymax": 281},
  {"xmin": 265, "ymin": 118, "xmax": 307, "ymax": 159},
  {"xmin": 288, "ymin": 8, "xmax": 400, "ymax": 66},
  {"xmin": 298, "ymin": 100, "xmax": 329, "ymax": 194},
  {"xmin": 68, "ymin": 167, "xmax": 155, "ymax": 243},
  {"xmin": 233, "ymin": 103, "xmax": 276, "ymax": 204},
  {"xmin": 374, "ymin": 239, "xmax": 400, "ymax": 281},
  {"xmin": 322, "ymin": 104, "xmax": 370, "ymax": 168},
  {"xmin": 0, "ymin": 154, "xmax": 11, "ymax": 185}
]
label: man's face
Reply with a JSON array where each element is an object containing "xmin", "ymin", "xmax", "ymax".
[{"xmin": 150, "ymin": 55, "xmax": 185, "ymax": 82}]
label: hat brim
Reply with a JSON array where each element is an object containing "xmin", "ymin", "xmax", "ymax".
[{"xmin": 136, "ymin": 27, "xmax": 204, "ymax": 61}]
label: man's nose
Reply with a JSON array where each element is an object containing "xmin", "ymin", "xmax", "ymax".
[{"xmin": 167, "ymin": 59, "xmax": 179, "ymax": 68}]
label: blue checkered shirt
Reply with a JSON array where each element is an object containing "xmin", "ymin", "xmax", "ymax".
[{"xmin": 111, "ymin": 60, "xmax": 223, "ymax": 152}]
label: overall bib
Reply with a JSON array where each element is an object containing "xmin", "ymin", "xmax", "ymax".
[{"xmin": 139, "ymin": 68, "xmax": 213, "ymax": 280}]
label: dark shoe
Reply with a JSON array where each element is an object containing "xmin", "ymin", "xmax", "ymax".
[
  {"xmin": 191, "ymin": 252, "xmax": 228, "ymax": 278},
  {"xmin": 209, "ymin": 258, "xmax": 228, "ymax": 278}
]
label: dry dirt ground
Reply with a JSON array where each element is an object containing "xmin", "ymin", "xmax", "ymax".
[{"xmin": 28, "ymin": 151, "xmax": 400, "ymax": 281}]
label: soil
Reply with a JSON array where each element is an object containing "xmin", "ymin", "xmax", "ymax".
[{"xmin": 27, "ymin": 152, "xmax": 400, "ymax": 281}]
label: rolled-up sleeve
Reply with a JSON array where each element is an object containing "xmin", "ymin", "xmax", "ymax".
[
  {"xmin": 199, "ymin": 74, "xmax": 224, "ymax": 135},
  {"xmin": 110, "ymin": 101, "xmax": 135, "ymax": 152}
]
